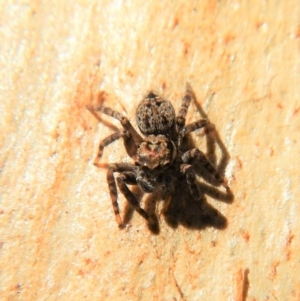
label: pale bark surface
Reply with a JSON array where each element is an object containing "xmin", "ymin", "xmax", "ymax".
[{"xmin": 0, "ymin": 1, "xmax": 300, "ymax": 300}]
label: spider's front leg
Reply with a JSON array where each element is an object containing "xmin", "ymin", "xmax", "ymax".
[
  {"xmin": 182, "ymin": 148, "xmax": 229, "ymax": 189},
  {"xmin": 136, "ymin": 170, "xmax": 155, "ymax": 193},
  {"xmin": 116, "ymin": 173, "xmax": 149, "ymax": 225},
  {"xmin": 107, "ymin": 163, "xmax": 148, "ymax": 228},
  {"xmin": 180, "ymin": 163, "xmax": 206, "ymax": 210}
]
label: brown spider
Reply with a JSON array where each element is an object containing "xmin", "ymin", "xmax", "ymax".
[{"xmin": 87, "ymin": 84, "xmax": 229, "ymax": 228}]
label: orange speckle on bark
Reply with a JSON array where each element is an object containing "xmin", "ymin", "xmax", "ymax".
[
  {"xmin": 236, "ymin": 156, "xmax": 243, "ymax": 169},
  {"xmin": 276, "ymin": 103, "xmax": 283, "ymax": 109},
  {"xmin": 172, "ymin": 17, "xmax": 179, "ymax": 29},
  {"xmin": 285, "ymin": 232, "xmax": 294, "ymax": 261},
  {"xmin": 293, "ymin": 106, "xmax": 300, "ymax": 116},
  {"xmin": 269, "ymin": 261, "xmax": 279, "ymax": 280},
  {"xmin": 243, "ymin": 232, "xmax": 250, "ymax": 243}
]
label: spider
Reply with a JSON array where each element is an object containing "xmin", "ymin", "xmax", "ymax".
[{"xmin": 87, "ymin": 84, "xmax": 229, "ymax": 228}]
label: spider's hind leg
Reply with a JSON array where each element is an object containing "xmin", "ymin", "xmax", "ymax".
[
  {"xmin": 176, "ymin": 83, "xmax": 193, "ymax": 130},
  {"xmin": 94, "ymin": 130, "xmax": 130, "ymax": 166},
  {"xmin": 87, "ymin": 104, "xmax": 143, "ymax": 148},
  {"xmin": 178, "ymin": 119, "xmax": 212, "ymax": 150}
]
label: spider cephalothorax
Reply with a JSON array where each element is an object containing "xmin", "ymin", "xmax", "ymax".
[
  {"xmin": 87, "ymin": 84, "xmax": 229, "ymax": 228},
  {"xmin": 136, "ymin": 135, "xmax": 176, "ymax": 170}
]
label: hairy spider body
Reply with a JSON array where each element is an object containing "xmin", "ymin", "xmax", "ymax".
[
  {"xmin": 87, "ymin": 84, "xmax": 228, "ymax": 228},
  {"xmin": 136, "ymin": 92, "xmax": 176, "ymax": 136}
]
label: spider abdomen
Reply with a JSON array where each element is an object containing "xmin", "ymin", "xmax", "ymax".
[{"xmin": 136, "ymin": 92, "xmax": 175, "ymax": 136}]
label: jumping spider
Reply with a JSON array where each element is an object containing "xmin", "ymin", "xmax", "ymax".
[{"xmin": 87, "ymin": 84, "xmax": 229, "ymax": 228}]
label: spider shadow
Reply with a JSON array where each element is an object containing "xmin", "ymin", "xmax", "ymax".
[
  {"xmin": 190, "ymin": 86, "xmax": 230, "ymax": 178},
  {"xmin": 122, "ymin": 85, "xmax": 234, "ymax": 234},
  {"xmin": 159, "ymin": 85, "xmax": 234, "ymax": 231},
  {"xmin": 123, "ymin": 174, "xmax": 233, "ymax": 234},
  {"xmin": 162, "ymin": 180, "xmax": 234, "ymax": 231}
]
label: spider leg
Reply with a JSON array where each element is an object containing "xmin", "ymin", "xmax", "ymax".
[
  {"xmin": 181, "ymin": 163, "xmax": 206, "ymax": 210},
  {"xmin": 176, "ymin": 82, "xmax": 193, "ymax": 130},
  {"xmin": 180, "ymin": 119, "xmax": 210, "ymax": 136},
  {"xmin": 117, "ymin": 174, "xmax": 149, "ymax": 223},
  {"xmin": 87, "ymin": 104, "xmax": 144, "ymax": 157},
  {"xmin": 94, "ymin": 130, "xmax": 130, "ymax": 165},
  {"xmin": 136, "ymin": 170, "xmax": 155, "ymax": 193},
  {"xmin": 178, "ymin": 119, "xmax": 211, "ymax": 148},
  {"xmin": 107, "ymin": 163, "xmax": 139, "ymax": 227},
  {"xmin": 182, "ymin": 148, "xmax": 229, "ymax": 189}
]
